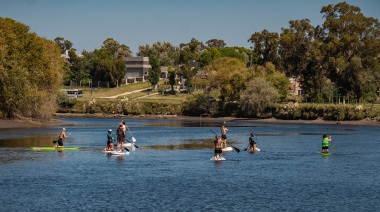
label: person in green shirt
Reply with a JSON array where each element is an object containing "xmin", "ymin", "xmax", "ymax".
[{"xmin": 321, "ymin": 134, "xmax": 332, "ymax": 153}]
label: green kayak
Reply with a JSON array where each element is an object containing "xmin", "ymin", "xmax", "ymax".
[{"xmin": 30, "ymin": 147, "xmax": 79, "ymax": 151}]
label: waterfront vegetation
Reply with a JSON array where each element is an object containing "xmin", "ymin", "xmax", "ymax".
[{"xmin": 1, "ymin": 2, "xmax": 380, "ymax": 122}]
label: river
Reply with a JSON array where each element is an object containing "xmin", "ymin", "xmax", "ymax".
[{"xmin": 0, "ymin": 117, "xmax": 379, "ymax": 211}]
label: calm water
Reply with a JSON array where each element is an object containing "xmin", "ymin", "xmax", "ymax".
[{"xmin": 0, "ymin": 117, "xmax": 379, "ymax": 211}]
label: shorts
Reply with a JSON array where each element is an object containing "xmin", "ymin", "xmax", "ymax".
[
  {"xmin": 214, "ymin": 148, "xmax": 222, "ymax": 154},
  {"xmin": 221, "ymin": 135, "xmax": 227, "ymax": 139},
  {"xmin": 107, "ymin": 140, "xmax": 113, "ymax": 145},
  {"xmin": 322, "ymin": 146, "xmax": 329, "ymax": 150},
  {"xmin": 250, "ymin": 141, "xmax": 256, "ymax": 145},
  {"xmin": 57, "ymin": 138, "xmax": 63, "ymax": 146},
  {"xmin": 117, "ymin": 136, "xmax": 125, "ymax": 143}
]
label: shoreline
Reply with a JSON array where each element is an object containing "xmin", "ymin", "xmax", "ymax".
[{"xmin": 0, "ymin": 113, "xmax": 378, "ymax": 129}]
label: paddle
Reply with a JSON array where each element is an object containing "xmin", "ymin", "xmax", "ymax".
[
  {"xmin": 128, "ymin": 128, "xmax": 136, "ymax": 142},
  {"xmin": 210, "ymin": 129, "xmax": 240, "ymax": 153},
  {"xmin": 326, "ymin": 128, "xmax": 336, "ymax": 150},
  {"xmin": 126, "ymin": 139, "xmax": 139, "ymax": 148},
  {"xmin": 113, "ymin": 139, "xmax": 129, "ymax": 152},
  {"xmin": 243, "ymin": 143, "xmax": 249, "ymax": 151}
]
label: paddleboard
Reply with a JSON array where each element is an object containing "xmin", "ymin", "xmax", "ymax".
[
  {"xmin": 246, "ymin": 148, "xmax": 260, "ymax": 152},
  {"xmin": 30, "ymin": 147, "xmax": 79, "ymax": 151},
  {"xmin": 110, "ymin": 151, "xmax": 130, "ymax": 155},
  {"xmin": 210, "ymin": 156, "xmax": 226, "ymax": 161},
  {"xmin": 222, "ymin": 147, "xmax": 233, "ymax": 152},
  {"xmin": 123, "ymin": 143, "xmax": 133, "ymax": 147},
  {"xmin": 319, "ymin": 152, "xmax": 331, "ymax": 156}
]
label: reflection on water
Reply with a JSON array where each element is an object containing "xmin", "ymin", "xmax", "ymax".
[
  {"xmin": 0, "ymin": 117, "xmax": 379, "ymax": 211},
  {"xmin": 0, "ymin": 137, "xmax": 57, "ymax": 148}
]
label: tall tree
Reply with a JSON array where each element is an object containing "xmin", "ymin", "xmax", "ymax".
[
  {"xmin": 137, "ymin": 41, "xmax": 180, "ymax": 67},
  {"xmin": 102, "ymin": 38, "xmax": 132, "ymax": 59},
  {"xmin": 320, "ymin": 2, "xmax": 380, "ymax": 101},
  {"xmin": 240, "ymin": 78, "xmax": 280, "ymax": 117},
  {"xmin": 204, "ymin": 57, "xmax": 248, "ymax": 101},
  {"xmin": 54, "ymin": 37, "xmax": 73, "ymax": 54},
  {"xmin": 0, "ymin": 18, "xmax": 64, "ymax": 119},
  {"xmin": 205, "ymin": 38, "xmax": 226, "ymax": 49},
  {"xmin": 248, "ymin": 30, "xmax": 280, "ymax": 65},
  {"xmin": 279, "ymin": 19, "xmax": 315, "ymax": 78},
  {"xmin": 149, "ymin": 55, "xmax": 161, "ymax": 90}
]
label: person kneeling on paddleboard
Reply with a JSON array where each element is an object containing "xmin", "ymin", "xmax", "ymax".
[
  {"xmin": 321, "ymin": 134, "xmax": 332, "ymax": 153},
  {"xmin": 214, "ymin": 134, "xmax": 223, "ymax": 160},
  {"xmin": 104, "ymin": 129, "xmax": 114, "ymax": 151},
  {"xmin": 249, "ymin": 132, "xmax": 257, "ymax": 151}
]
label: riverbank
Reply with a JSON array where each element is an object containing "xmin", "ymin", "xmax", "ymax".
[{"xmin": 1, "ymin": 113, "xmax": 378, "ymax": 129}]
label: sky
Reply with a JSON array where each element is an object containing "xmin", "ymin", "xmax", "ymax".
[{"xmin": 1, "ymin": 0, "xmax": 379, "ymax": 55}]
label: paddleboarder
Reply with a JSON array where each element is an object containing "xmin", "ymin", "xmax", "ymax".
[
  {"xmin": 321, "ymin": 134, "xmax": 332, "ymax": 153},
  {"xmin": 57, "ymin": 128, "xmax": 67, "ymax": 147},
  {"xmin": 221, "ymin": 125, "xmax": 228, "ymax": 148},
  {"xmin": 104, "ymin": 129, "xmax": 114, "ymax": 151},
  {"xmin": 116, "ymin": 123, "xmax": 126, "ymax": 152},
  {"xmin": 249, "ymin": 132, "xmax": 258, "ymax": 151},
  {"xmin": 214, "ymin": 134, "xmax": 223, "ymax": 160}
]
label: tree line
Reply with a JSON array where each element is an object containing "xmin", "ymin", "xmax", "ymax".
[{"xmin": 1, "ymin": 2, "xmax": 379, "ymax": 119}]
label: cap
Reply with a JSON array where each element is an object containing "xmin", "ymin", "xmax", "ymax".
[{"xmin": 108, "ymin": 129, "xmax": 112, "ymax": 132}]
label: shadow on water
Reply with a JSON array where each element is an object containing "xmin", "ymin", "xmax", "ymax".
[
  {"xmin": 144, "ymin": 138, "xmax": 214, "ymax": 150},
  {"xmin": 0, "ymin": 137, "xmax": 57, "ymax": 148}
]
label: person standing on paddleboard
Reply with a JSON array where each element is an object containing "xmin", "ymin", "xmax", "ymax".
[
  {"xmin": 57, "ymin": 128, "xmax": 67, "ymax": 147},
  {"xmin": 321, "ymin": 134, "xmax": 332, "ymax": 153},
  {"xmin": 221, "ymin": 125, "xmax": 228, "ymax": 148},
  {"xmin": 121, "ymin": 120, "xmax": 129, "ymax": 143},
  {"xmin": 214, "ymin": 134, "xmax": 223, "ymax": 160},
  {"xmin": 249, "ymin": 132, "xmax": 258, "ymax": 151},
  {"xmin": 104, "ymin": 129, "xmax": 114, "ymax": 151},
  {"xmin": 116, "ymin": 123, "xmax": 126, "ymax": 152}
]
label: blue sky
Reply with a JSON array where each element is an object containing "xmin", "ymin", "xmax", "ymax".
[{"xmin": 1, "ymin": 0, "xmax": 379, "ymax": 55}]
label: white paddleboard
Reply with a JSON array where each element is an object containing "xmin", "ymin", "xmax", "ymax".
[
  {"xmin": 110, "ymin": 151, "xmax": 130, "ymax": 155},
  {"xmin": 246, "ymin": 148, "xmax": 260, "ymax": 152},
  {"xmin": 123, "ymin": 143, "xmax": 133, "ymax": 147},
  {"xmin": 222, "ymin": 147, "xmax": 233, "ymax": 152},
  {"xmin": 210, "ymin": 156, "xmax": 226, "ymax": 161}
]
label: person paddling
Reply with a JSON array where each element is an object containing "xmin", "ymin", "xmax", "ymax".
[
  {"xmin": 321, "ymin": 134, "xmax": 332, "ymax": 153},
  {"xmin": 214, "ymin": 134, "xmax": 223, "ymax": 160},
  {"xmin": 57, "ymin": 128, "xmax": 67, "ymax": 147},
  {"xmin": 116, "ymin": 123, "xmax": 125, "ymax": 152},
  {"xmin": 221, "ymin": 125, "xmax": 228, "ymax": 148}
]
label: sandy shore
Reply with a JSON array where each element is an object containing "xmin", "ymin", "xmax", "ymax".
[{"xmin": 0, "ymin": 113, "xmax": 378, "ymax": 129}]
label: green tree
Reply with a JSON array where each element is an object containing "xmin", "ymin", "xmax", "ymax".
[
  {"xmin": 137, "ymin": 41, "xmax": 180, "ymax": 66},
  {"xmin": 321, "ymin": 2, "xmax": 380, "ymax": 101},
  {"xmin": 204, "ymin": 57, "xmax": 248, "ymax": 101},
  {"xmin": 102, "ymin": 38, "xmax": 132, "ymax": 59},
  {"xmin": 240, "ymin": 77, "xmax": 280, "ymax": 117},
  {"xmin": 168, "ymin": 66, "xmax": 176, "ymax": 92},
  {"xmin": 149, "ymin": 55, "xmax": 161, "ymax": 90},
  {"xmin": 205, "ymin": 38, "xmax": 226, "ymax": 49},
  {"xmin": 248, "ymin": 30, "xmax": 280, "ymax": 65},
  {"xmin": 199, "ymin": 47, "xmax": 221, "ymax": 67},
  {"xmin": 278, "ymin": 19, "xmax": 315, "ymax": 78},
  {"xmin": 54, "ymin": 37, "xmax": 73, "ymax": 54},
  {"xmin": 0, "ymin": 18, "xmax": 64, "ymax": 119}
]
